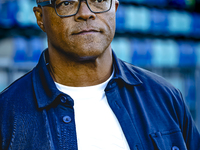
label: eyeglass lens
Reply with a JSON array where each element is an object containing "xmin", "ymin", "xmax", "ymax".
[{"xmin": 55, "ymin": 0, "xmax": 111, "ymax": 16}]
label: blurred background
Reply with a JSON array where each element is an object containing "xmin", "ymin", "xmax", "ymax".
[{"xmin": 0, "ymin": 0, "xmax": 200, "ymax": 130}]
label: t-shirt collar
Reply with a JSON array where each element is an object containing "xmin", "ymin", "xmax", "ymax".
[{"xmin": 32, "ymin": 49, "xmax": 142, "ymax": 109}]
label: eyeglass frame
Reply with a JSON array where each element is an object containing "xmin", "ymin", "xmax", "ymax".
[{"xmin": 37, "ymin": 0, "xmax": 113, "ymax": 17}]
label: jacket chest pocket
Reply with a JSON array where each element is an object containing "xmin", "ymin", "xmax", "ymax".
[{"xmin": 150, "ymin": 129, "xmax": 187, "ymax": 150}]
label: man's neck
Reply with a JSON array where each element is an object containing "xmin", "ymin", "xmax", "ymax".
[{"xmin": 47, "ymin": 47, "xmax": 113, "ymax": 87}]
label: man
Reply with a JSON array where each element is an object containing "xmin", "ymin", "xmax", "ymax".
[{"xmin": 0, "ymin": 0, "xmax": 200, "ymax": 149}]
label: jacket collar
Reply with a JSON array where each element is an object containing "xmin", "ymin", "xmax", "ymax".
[
  {"xmin": 112, "ymin": 51, "xmax": 143, "ymax": 86},
  {"xmin": 33, "ymin": 49, "xmax": 142, "ymax": 109},
  {"xmin": 32, "ymin": 49, "xmax": 63, "ymax": 109}
]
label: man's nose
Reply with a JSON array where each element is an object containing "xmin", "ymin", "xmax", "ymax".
[{"xmin": 74, "ymin": 1, "xmax": 96, "ymax": 21}]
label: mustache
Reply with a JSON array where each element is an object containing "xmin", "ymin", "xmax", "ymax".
[{"xmin": 71, "ymin": 23, "xmax": 103, "ymax": 35}]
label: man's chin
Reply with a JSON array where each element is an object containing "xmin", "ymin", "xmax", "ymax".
[
  {"xmin": 71, "ymin": 49, "xmax": 107, "ymax": 62},
  {"xmin": 75, "ymin": 55, "xmax": 98, "ymax": 62}
]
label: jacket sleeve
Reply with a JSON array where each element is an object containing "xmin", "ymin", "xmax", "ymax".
[{"xmin": 178, "ymin": 90, "xmax": 200, "ymax": 149}]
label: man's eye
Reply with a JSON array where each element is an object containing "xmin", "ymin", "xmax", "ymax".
[
  {"xmin": 61, "ymin": 1, "xmax": 70, "ymax": 6},
  {"xmin": 95, "ymin": 0, "xmax": 105, "ymax": 3},
  {"xmin": 56, "ymin": 1, "xmax": 71, "ymax": 7}
]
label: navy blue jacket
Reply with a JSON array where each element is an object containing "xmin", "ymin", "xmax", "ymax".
[{"xmin": 0, "ymin": 50, "xmax": 200, "ymax": 150}]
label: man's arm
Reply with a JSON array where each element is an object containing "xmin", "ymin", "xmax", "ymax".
[{"xmin": 178, "ymin": 90, "xmax": 200, "ymax": 149}]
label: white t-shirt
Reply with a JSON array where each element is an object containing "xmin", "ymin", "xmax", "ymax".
[{"xmin": 55, "ymin": 72, "xmax": 130, "ymax": 150}]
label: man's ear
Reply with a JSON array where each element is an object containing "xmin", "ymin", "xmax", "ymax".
[
  {"xmin": 33, "ymin": 6, "xmax": 46, "ymax": 32},
  {"xmin": 115, "ymin": 0, "xmax": 119, "ymax": 12}
]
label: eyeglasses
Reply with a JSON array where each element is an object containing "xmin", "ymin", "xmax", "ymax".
[{"xmin": 37, "ymin": 0, "xmax": 112, "ymax": 17}]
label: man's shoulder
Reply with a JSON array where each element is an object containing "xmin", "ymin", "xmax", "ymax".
[
  {"xmin": 124, "ymin": 62, "xmax": 172, "ymax": 85},
  {"xmin": 0, "ymin": 70, "xmax": 34, "ymax": 102},
  {"xmin": 121, "ymin": 61, "xmax": 185, "ymax": 114},
  {"xmin": 122, "ymin": 61, "xmax": 180, "ymax": 96}
]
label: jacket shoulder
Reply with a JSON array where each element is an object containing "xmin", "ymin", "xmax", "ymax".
[
  {"xmin": 122, "ymin": 61, "xmax": 184, "ymax": 108},
  {"xmin": 0, "ymin": 70, "xmax": 34, "ymax": 104},
  {"xmin": 124, "ymin": 62, "xmax": 175, "ymax": 89}
]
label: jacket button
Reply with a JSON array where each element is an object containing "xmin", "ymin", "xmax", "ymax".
[
  {"xmin": 63, "ymin": 116, "xmax": 71, "ymax": 123},
  {"xmin": 60, "ymin": 96, "xmax": 67, "ymax": 103},
  {"xmin": 172, "ymin": 146, "xmax": 179, "ymax": 150}
]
